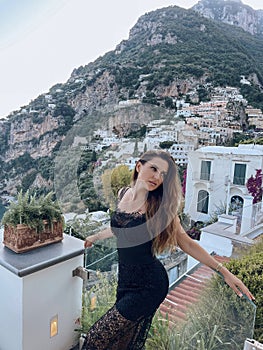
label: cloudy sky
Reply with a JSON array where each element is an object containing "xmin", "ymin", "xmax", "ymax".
[{"xmin": 0, "ymin": 0, "xmax": 261, "ymax": 118}]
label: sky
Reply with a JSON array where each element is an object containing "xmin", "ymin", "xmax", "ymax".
[{"xmin": 0, "ymin": 0, "xmax": 262, "ymax": 119}]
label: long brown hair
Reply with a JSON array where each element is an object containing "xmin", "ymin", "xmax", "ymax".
[{"xmin": 132, "ymin": 150, "xmax": 182, "ymax": 255}]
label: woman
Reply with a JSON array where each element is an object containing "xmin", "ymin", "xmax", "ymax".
[{"xmin": 82, "ymin": 150, "xmax": 254, "ymax": 350}]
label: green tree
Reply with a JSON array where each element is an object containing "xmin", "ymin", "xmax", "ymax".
[
  {"xmin": 102, "ymin": 165, "xmax": 132, "ymax": 209},
  {"xmin": 111, "ymin": 165, "xmax": 132, "ymax": 197},
  {"xmin": 91, "ymin": 150, "xmax": 97, "ymax": 162},
  {"xmin": 164, "ymin": 97, "xmax": 174, "ymax": 109},
  {"xmin": 230, "ymin": 132, "xmax": 251, "ymax": 146},
  {"xmin": 21, "ymin": 170, "xmax": 38, "ymax": 192},
  {"xmin": 159, "ymin": 141, "xmax": 174, "ymax": 149},
  {"xmin": 197, "ymin": 85, "xmax": 210, "ymax": 102},
  {"xmin": 101, "ymin": 169, "xmax": 115, "ymax": 209}
]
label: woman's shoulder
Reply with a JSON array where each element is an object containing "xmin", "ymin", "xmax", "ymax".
[{"xmin": 118, "ymin": 186, "xmax": 131, "ymax": 200}]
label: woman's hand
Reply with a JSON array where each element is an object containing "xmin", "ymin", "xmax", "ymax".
[
  {"xmin": 84, "ymin": 227, "xmax": 113, "ymax": 249},
  {"xmin": 222, "ymin": 268, "xmax": 255, "ymax": 301},
  {"xmin": 175, "ymin": 221, "xmax": 255, "ymax": 302},
  {"xmin": 84, "ymin": 236, "xmax": 96, "ymax": 248}
]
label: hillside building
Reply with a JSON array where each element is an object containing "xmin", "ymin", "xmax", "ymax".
[
  {"xmin": 184, "ymin": 144, "xmax": 263, "ymax": 232},
  {"xmin": 246, "ymin": 107, "xmax": 263, "ymax": 130}
]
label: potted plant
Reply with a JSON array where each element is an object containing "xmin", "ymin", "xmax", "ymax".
[{"xmin": 2, "ymin": 190, "xmax": 64, "ymax": 253}]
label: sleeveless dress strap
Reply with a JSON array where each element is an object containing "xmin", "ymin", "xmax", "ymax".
[{"xmin": 118, "ymin": 186, "xmax": 130, "ymax": 201}]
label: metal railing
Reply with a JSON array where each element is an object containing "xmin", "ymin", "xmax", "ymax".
[{"xmin": 244, "ymin": 339, "xmax": 263, "ymax": 350}]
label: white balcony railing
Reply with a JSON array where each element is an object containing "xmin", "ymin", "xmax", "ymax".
[{"xmin": 192, "ymin": 172, "xmax": 214, "ymax": 183}]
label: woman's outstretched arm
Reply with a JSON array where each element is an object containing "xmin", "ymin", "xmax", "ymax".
[
  {"xmin": 84, "ymin": 227, "xmax": 114, "ymax": 248},
  {"xmin": 175, "ymin": 216, "xmax": 255, "ymax": 301}
]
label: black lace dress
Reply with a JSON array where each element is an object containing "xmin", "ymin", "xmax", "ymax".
[{"xmin": 82, "ymin": 209, "xmax": 169, "ymax": 350}]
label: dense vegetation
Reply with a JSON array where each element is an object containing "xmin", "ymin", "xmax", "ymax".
[
  {"xmin": 226, "ymin": 239, "xmax": 263, "ymax": 342},
  {"xmin": 94, "ymin": 6, "xmax": 263, "ymax": 108}
]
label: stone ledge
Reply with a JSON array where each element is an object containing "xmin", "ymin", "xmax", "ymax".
[{"xmin": 0, "ymin": 232, "xmax": 84, "ymax": 277}]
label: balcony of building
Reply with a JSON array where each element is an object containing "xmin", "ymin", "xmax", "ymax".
[{"xmin": 192, "ymin": 171, "xmax": 215, "ymax": 191}]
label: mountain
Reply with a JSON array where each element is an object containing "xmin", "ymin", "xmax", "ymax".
[
  {"xmin": 192, "ymin": 0, "xmax": 263, "ymax": 35},
  {"xmin": 0, "ymin": 4, "xmax": 263, "ymax": 200}
]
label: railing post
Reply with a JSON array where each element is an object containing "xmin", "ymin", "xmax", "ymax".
[
  {"xmin": 244, "ymin": 338, "xmax": 263, "ymax": 350},
  {"xmin": 240, "ymin": 196, "xmax": 254, "ymax": 234}
]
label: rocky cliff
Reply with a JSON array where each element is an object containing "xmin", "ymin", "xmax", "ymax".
[{"xmin": 192, "ymin": 0, "xmax": 263, "ymax": 35}]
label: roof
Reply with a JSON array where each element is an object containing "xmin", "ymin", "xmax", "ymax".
[
  {"xmin": 197, "ymin": 144, "xmax": 263, "ymax": 156},
  {"xmin": 201, "ymin": 222, "xmax": 254, "ymax": 245},
  {"xmin": 159, "ymin": 255, "xmax": 230, "ymax": 324}
]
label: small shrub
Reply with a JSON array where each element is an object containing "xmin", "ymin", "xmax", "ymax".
[
  {"xmin": 79, "ymin": 273, "xmax": 117, "ymax": 335},
  {"xmin": 226, "ymin": 238, "xmax": 263, "ymax": 342},
  {"xmin": 147, "ymin": 312, "xmax": 181, "ymax": 350},
  {"xmin": 2, "ymin": 190, "xmax": 62, "ymax": 232}
]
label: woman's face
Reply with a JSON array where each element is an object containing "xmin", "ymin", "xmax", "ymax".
[{"xmin": 136, "ymin": 157, "xmax": 169, "ymax": 191}]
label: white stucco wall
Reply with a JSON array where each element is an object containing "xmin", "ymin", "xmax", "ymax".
[
  {"xmin": 0, "ymin": 252, "xmax": 83, "ymax": 350},
  {"xmin": 199, "ymin": 231, "xmax": 233, "ymax": 257},
  {"xmin": 22, "ymin": 255, "xmax": 83, "ymax": 350},
  {"xmin": 0, "ymin": 231, "xmax": 85, "ymax": 350},
  {"xmin": 0, "ymin": 266, "xmax": 23, "ymax": 350},
  {"xmin": 186, "ymin": 232, "xmax": 233, "ymax": 271}
]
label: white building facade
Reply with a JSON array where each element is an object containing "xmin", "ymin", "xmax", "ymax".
[
  {"xmin": 184, "ymin": 144, "xmax": 263, "ymax": 223},
  {"xmin": 169, "ymin": 143, "xmax": 195, "ymax": 166}
]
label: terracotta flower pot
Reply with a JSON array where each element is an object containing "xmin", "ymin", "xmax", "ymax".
[{"xmin": 3, "ymin": 220, "xmax": 64, "ymax": 253}]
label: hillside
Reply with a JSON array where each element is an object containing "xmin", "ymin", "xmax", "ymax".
[
  {"xmin": 192, "ymin": 0, "xmax": 263, "ymax": 35},
  {"xmin": 73, "ymin": 5, "xmax": 263, "ymax": 108},
  {"xmin": 0, "ymin": 4, "xmax": 263, "ymax": 201}
]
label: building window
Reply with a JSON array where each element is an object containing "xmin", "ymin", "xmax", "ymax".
[
  {"xmin": 233, "ymin": 163, "xmax": 246, "ymax": 185},
  {"xmin": 200, "ymin": 160, "xmax": 211, "ymax": 181},
  {"xmin": 197, "ymin": 190, "xmax": 209, "ymax": 213}
]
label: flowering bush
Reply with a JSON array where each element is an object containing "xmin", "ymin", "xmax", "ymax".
[
  {"xmin": 246, "ymin": 169, "xmax": 262, "ymax": 204},
  {"xmin": 186, "ymin": 221, "xmax": 204, "ymax": 240}
]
